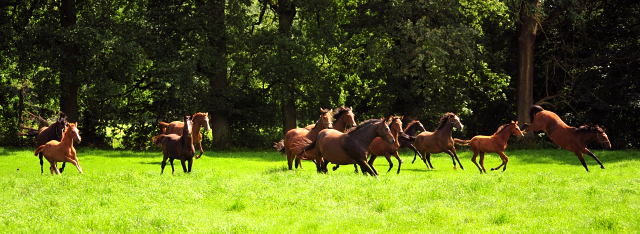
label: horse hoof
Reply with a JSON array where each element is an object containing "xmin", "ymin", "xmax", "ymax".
[
  {"xmin": 601, "ymin": 166, "xmax": 605, "ymax": 169},
  {"xmin": 453, "ymin": 167, "xmax": 457, "ymax": 170},
  {"xmin": 491, "ymin": 168, "xmax": 496, "ymax": 171}
]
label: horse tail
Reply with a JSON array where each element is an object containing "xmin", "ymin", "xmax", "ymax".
[
  {"xmin": 529, "ymin": 105, "xmax": 544, "ymax": 124},
  {"xmin": 34, "ymin": 145, "xmax": 45, "ymax": 156},
  {"xmin": 294, "ymin": 138, "xmax": 316, "ymax": 157},
  {"xmin": 399, "ymin": 133, "xmax": 417, "ymax": 142},
  {"xmin": 273, "ymin": 139, "xmax": 285, "ymax": 154},
  {"xmin": 454, "ymin": 138, "xmax": 470, "ymax": 146},
  {"xmin": 153, "ymin": 134, "xmax": 166, "ymax": 146}
]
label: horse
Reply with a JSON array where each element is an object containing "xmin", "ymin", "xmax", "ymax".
[
  {"xmin": 297, "ymin": 118, "xmax": 395, "ymax": 177},
  {"xmin": 34, "ymin": 112, "xmax": 69, "ymax": 173},
  {"xmin": 281, "ymin": 108, "xmax": 333, "ymax": 170},
  {"xmin": 156, "ymin": 115, "xmax": 196, "ymax": 174},
  {"xmin": 366, "ymin": 116, "xmax": 404, "ymax": 174},
  {"xmin": 465, "ymin": 121, "xmax": 524, "ymax": 173},
  {"xmin": 34, "ymin": 122, "xmax": 83, "ymax": 175},
  {"xmin": 413, "ymin": 113, "xmax": 465, "ymax": 170},
  {"xmin": 522, "ymin": 105, "xmax": 611, "ymax": 172},
  {"xmin": 403, "ymin": 120, "xmax": 427, "ymax": 164},
  {"xmin": 158, "ymin": 112, "xmax": 210, "ymax": 159}
]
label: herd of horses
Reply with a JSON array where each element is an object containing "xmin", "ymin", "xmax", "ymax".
[
  {"xmin": 279, "ymin": 105, "xmax": 611, "ymax": 177},
  {"xmin": 21, "ymin": 105, "xmax": 611, "ymax": 176}
]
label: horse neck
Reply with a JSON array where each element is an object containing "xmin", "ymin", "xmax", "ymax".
[
  {"xmin": 404, "ymin": 123, "xmax": 419, "ymax": 136},
  {"xmin": 435, "ymin": 122, "xmax": 453, "ymax": 137},
  {"xmin": 493, "ymin": 126, "xmax": 513, "ymax": 144},
  {"xmin": 61, "ymin": 129, "xmax": 75, "ymax": 147},
  {"xmin": 310, "ymin": 118, "xmax": 326, "ymax": 133},
  {"xmin": 346, "ymin": 123, "xmax": 380, "ymax": 148},
  {"xmin": 192, "ymin": 116, "xmax": 203, "ymax": 133},
  {"xmin": 576, "ymin": 130, "xmax": 598, "ymax": 144},
  {"xmin": 333, "ymin": 117, "xmax": 347, "ymax": 132}
]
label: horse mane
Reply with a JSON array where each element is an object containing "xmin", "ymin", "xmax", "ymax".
[
  {"xmin": 436, "ymin": 113, "xmax": 456, "ymax": 130},
  {"xmin": 332, "ymin": 106, "xmax": 350, "ymax": 124},
  {"xmin": 576, "ymin": 123, "xmax": 605, "ymax": 133},
  {"xmin": 345, "ymin": 119, "xmax": 383, "ymax": 134},
  {"xmin": 404, "ymin": 120, "xmax": 420, "ymax": 132},
  {"xmin": 493, "ymin": 122, "xmax": 515, "ymax": 135}
]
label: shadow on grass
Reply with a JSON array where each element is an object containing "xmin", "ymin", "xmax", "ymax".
[{"xmin": 495, "ymin": 149, "xmax": 638, "ymax": 167}]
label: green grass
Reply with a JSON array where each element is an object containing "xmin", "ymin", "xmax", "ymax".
[{"xmin": 0, "ymin": 147, "xmax": 638, "ymax": 233}]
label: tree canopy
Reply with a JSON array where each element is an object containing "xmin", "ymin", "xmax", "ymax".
[{"xmin": 1, "ymin": 0, "xmax": 638, "ymax": 150}]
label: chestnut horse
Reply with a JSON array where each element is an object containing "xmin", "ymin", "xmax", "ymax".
[
  {"xmin": 366, "ymin": 116, "xmax": 404, "ymax": 174},
  {"xmin": 414, "ymin": 113, "xmax": 465, "ymax": 170},
  {"xmin": 156, "ymin": 116, "xmax": 196, "ymax": 174},
  {"xmin": 34, "ymin": 112, "xmax": 69, "ymax": 173},
  {"xmin": 34, "ymin": 122, "xmax": 83, "ymax": 175},
  {"xmin": 298, "ymin": 118, "xmax": 395, "ymax": 177},
  {"xmin": 282, "ymin": 108, "xmax": 333, "ymax": 170},
  {"xmin": 522, "ymin": 105, "xmax": 611, "ymax": 172},
  {"xmin": 158, "ymin": 112, "xmax": 210, "ymax": 159},
  {"xmin": 467, "ymin": 121, "xmax": 524, "ymax": 173},
  {"xmin": 403, "ymin": 120, "xmax": 427, "ymax": 164}
]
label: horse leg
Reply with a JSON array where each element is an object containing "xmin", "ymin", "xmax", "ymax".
[
  {"xmin": 424, "ymin": 152, "xmax": 433, "ymax": 170},
  {"xmin": 286, "ymin": 148, "xmax": 294, "ymax": 170},
  {"xmin": 584, "ymin": 149, "xmax": 605, "ymax": 169},
  {"xmin": 314, "ymin": 149, "xmax": 324, "ymax": 173},
  {"xmin": 452, "ymin": 149, "xmax": 464, "ymax": 170},
  {"xmin": 52, "ymin": 161, "xmax": 61, "ymax": 175},
  {"xmin": 471, "ymin": 150, "xmax": 483, "ymax": 174},
  {"xmin": 67, "ymin": 159, "xmax": 83, "ymax": 174},
  {"xmin": 169, "ymin": 158, "xmax": 176, "ymax": 174},
  {"xmin": 479, "ymin": 152, "xmax": 487, "ymax": 173},
  {"xmin": 445, "ymin": 150, "xmax": 458, "ymax": 170},
  {"xmin": 446, "ymin": 149, "xmax": 464, "ymax": 170},
  {"xmin": 491, "ymin": 152, "xmax": 509, "ymax": 172},
  {"xmin": 332, "ymin": 165, "xmax": 339, "ymax": 171},
  {"xmin": 39, "ymin": 153, "xmax": 44, "ymax": 174},
  {"xmin": 188, "ymin": 157, "xmax": 194, "ymax": 172},
  {"xmin": 367, "ymin": 153, "xmax": 379, "ymax": 175},
  {"xmin": 295, "ymin": 154, "xmax": 303, "ymax": 169},
  {"xmin": 161, "ymin": 154, "xmax": 168, "ymax": 174},
  {"xmin": 408, "ymin": 144, "xmax": 423, "ymax": 164},
  {"xmin": 196, "ymin": 142, "xmax": 204, "ymax": 159},
  {"xmin": 574, "ymin": 152, "xmax": 590, "ymax": 172},
  {"xmin": 59, "ymin": 162, "xmax": 66, "ymax": 173},
  {"xmin": 180, "ymin": 159, "xmax": 188, "ymax": 173},
  {"xmin": 355, "ymin": 158, "xmax": 377, "ymax": 177},
  {"xmin": 393, "ymin": 151, "xmax": 403, "ymax": 174}
]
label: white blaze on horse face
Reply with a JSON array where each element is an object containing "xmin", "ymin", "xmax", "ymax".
[
  {"xmin": 455, "ymin": 115, "xmax": 464, "ymax": 130},
  {"xmin": 204, "ymin": 116, "xmax": 211, "ymax": 132},
  {"xmin": 73, "ymin": 127, "xmax": 81, "ymax": 142}
]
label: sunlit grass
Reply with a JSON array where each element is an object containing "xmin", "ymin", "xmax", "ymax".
[{"xmin": 0, "ymin": 147, "xmax": 638, "ymax": 233}]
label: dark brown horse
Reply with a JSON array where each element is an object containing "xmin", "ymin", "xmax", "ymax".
[
  {"xmin": 281, "ymin": 108, "xmax": 333, "ymax": 170},
  {"xmin": 34, "ymin": 122, "xmax": 83, "ymax": 175},
  {"xmin": 33, "ymin": 112, "xmax": 69, "ymax": 173},
  {"xmin": 414, "ymin": 113, "xmax": 465, "ymax": 170},
  {"xmin": 522, "ymin": 105, "xmax": 611, "ymax": 171},
  {"xmin": 403, "ymin": 120, "xmax": 427, "ymax": 164},
  {"xmin": 467, "ymin": 121, "xmax": 524, "ymax": 173},
  {"xmin": 158, "ymin": 112, "xmax": 210, "ymax": 159},
  {"xmin": 298, "ymin": 118, "xmax": 395, "ymax": 177},
  {"xmin": 366, "ymin": 116, "xmax": 404, "ymax": 174},
  {"xmin": 156, "ymin": 116, "xmax": 196, "ymax": 174}
]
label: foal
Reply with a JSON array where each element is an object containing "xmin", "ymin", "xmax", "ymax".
[
  {"xmin": 34, "ymin": 122, "xmax": 83, "ymax": 175},
  {"xmin": 468, "ymin": 121, "xmax": 524, "ymax": 173},
  {"xmin": 157, "ymin": 116, "xmax": 196, "ymax": 174}
]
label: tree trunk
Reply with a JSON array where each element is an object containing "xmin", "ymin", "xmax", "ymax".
[
  {"xmin": 516, "ymin": 1, "xmax": 537, "ymax": 136},
  {"xmin": 209, "ymin": 0, "xmax": 233, "ymax": 149},
  {"xmin": 60, "ymin": 0, "xmax": 78, "ymax": 123},
  {"xmin": 278, "ymin": 0, "xmax": 298, "ymax": 134}
]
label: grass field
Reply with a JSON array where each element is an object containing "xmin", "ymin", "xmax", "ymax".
[{"xmin": 0, "ymin": 147, "xmax": 638, "ymax": 233}]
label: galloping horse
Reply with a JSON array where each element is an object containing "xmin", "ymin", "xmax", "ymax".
[
  {"xmin": 282, "ymin": 108, "xmax": 333, "ymax": 170},
  {"xmin": 522, "ymin": 105, "xmax": 611, "ymax": 171},
  {"xmin": 34, "ymin": 112, "xmax": 69, "ymax": 173},
  {"xmin": 159, "ymin": 112, "xmax": 210, "ymax": 159},
  {"xmin": 414, "ymin": 113, "xmax": 465, "ymax": 170},
  {"xmin": 156, "ymin": 116, "xmax": 196, "ymax": 174},
  {"xmin": 366, "ymin": 116, "xmax": 404, "ymax": 174},
  {"xmin": 298, "ymin": 119, "xmax": 395, "ymax": 177},
  {"xmin": 466, "ymin": 121, "xmax": 524, "ymax": 173},
  {"xmin": 34, "ymin": 122, "xmax": 83, "ymax": 175},
  {"xmin": 403, "ymin": 120, "xmax": 427, "ymax": 164}
]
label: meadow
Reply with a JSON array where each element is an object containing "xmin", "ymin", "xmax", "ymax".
[{"xmin": 0, "ymin": 147, "xmax": 638, "ymax": 233}]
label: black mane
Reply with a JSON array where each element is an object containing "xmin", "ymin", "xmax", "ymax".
[
  {"xmin": 332, "ymin": 106, "xmax": 350, "ymax": 124},
  {"xmin": 346, "ymin": 119, "xmax": 383, "ymax": 134},
  {"xmin": 576, "ymin": 124, "xmax": 605, "ymax": 133}
]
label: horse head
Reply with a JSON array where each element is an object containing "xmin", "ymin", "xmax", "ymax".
[
  {"xmin": 388, "ymin": 115, "xmax": 403, "ymax": 136},
  {"xmin": 183, "ymin": 115, "xmax": 193, "ymax": 137},
  {"xmin": 378, "ymin": 118, "xmax": 395, "ymax": 144},
  {"xmin": 510, "ymin": 121, "xmax": 524, "ymax": 137},
  {"xmin": 65, "ymin": 122, "xmax": 81, "ymax": 143},
  {"xmin": 197, "ymin": 112, "xmax": 211, "ymax": 132},
  {"xmin": 595, "ymin": 126, "xmax": 611, "ymax": 149},
  {"xmin": 55, "ymin": 114, "xmax": 68, "ymax": 139},
  {"xmin": 319, "ymin": 108, "xmax": 333, "ymax": 129},
  {"xmin": 449, "ymin": 113, "xmax": 464, "ymax": 131},
  {"xmin": 343, "ymin": 106, "xmax": 357, "ymax": 127}
]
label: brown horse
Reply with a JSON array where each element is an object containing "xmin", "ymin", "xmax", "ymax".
[
  {"xmin": 33, "ymin": 112, "xmax": 69, "ymax": 173},
  {"xmin": 282, "ymin": 108, "xmax": 333, "ymax": 170},
  {"xmin": 366, "ymin": 116, "xmax": 404, "ymax": 174},
  {"xmin": 522, "ymin": 105, "xmax": 611, "ymax": 171},
  {"xmin": 156, "ymin": 115, "xmax": 196, "ymax": 174},
  {"xmin": 298, "ymin": 118, "xmax": 395, "ymax": 177},
  {"xmin": 158, "ymin": 112, "xmax": 210, "ymax": 159},
  {"xmin": 34, "ymin": 122, "xmax": 83, "ymax": 175},
  {"xmin": 402, "ymin": 120, "xmax": 427, "ymax": 164},
  {"xmin": 414, "ymin": 113, "xmax": 465, "ymax": 170},
  {"xmin": 466, "ymin": 121, "xmax": 524, "ymax": 173}
]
